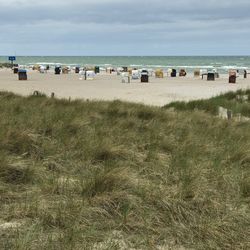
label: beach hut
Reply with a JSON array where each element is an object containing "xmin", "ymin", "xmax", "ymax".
[
  {"xmin": 75, "ymin": 67, "xmax": 80, "ymax": 74},
  {"xmin": 121, "ymin": 72, "xmax": 130, "ymax": 83},
  {"xmin": 194, "ymin": 69, "xmax": 200, "ymax": 77},
  {"xmin": 122, "ymin": 67, "xmax": 128, "ymax": 72},
  {"xmin": 62, "ymin": 67, "xmax": 70, "ymax": 74},
  {"xmin": 147, "ymin": 69, "xmax": 154, "ymax": 77},
  {"xmin": 13, "ymin": 67, "xmax": 19, "ymax": 74},
  {"xmin": 201, "ymin": 69, "xmax": 208, "ymax": 80},
  {"xmin": 166, "ymin": 68, "xmax": 171, "ymax": 77},
  {"xmin": 128, "ymin": 68, "xmax": 133, "ymax": 75},
  {"xmin": 211, "ymin": 68, "xmax": 219, "ymax": 78},
  {"xmin": 106, "ymin": 67, "xmax": 113, "ymax": 74},
  {"xmin": 39, "ymin": 65, "xmax": 46, "ymax": 73},
  {"xmin": 18, "ymin": 69, "xmax": 27, "ymax": 80},
  {"xmin": 132, "ymin": 70, "xmax": 140, "ymax": 80},
  {"xmin": 86, "ymin": 70, "xmax": 95, "ymax": 80},
  {"xmin": 116, "ymin": 67, "xmax": 123, "ymax": 75},
  {"xmin": 141, "ymin": 70, "xmax": 149, "ymax": 83},
  {"xmin": 229, "ymin": 70, "xmax": 237, "ymax": 84},
  {"xmin": 155, "ymin": 69, "xmax": 164, "ymax": 78},
  {"xmin": 200, "ymin": 69, "xmax": 207, "ymax": 75},
  {"xmin": 94, "ymin": 66, "xmax": 100, "ymax": 74},
  {"xmin": 33, "ymin": 65, "xmax": 40, "ymax": 71},
  {"xmin": 207, "ymin": 72, "xmax": 215, "ymax": 81},
  {"xmin": 55, "ymin": 66, "xmax": 61, "ymax": 75},
  {"xmin": 79, "ymin": 70, "xmax": 85, "ymax": 80},
  {"xmin": 171, "ymin": 69, "xmax": 177, "ymax": 77},
  {"xmin": 179, "ymin": 69, "xmax": 187, "ymax": 77}
]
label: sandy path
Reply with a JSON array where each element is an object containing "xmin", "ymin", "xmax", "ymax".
[{"xmin": 0, "ymin": 69, "xmax": 250, "ymax": 106}]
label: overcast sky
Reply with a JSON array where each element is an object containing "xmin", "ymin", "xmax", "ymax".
[{"xmin": 0, "ymin": 0, "xmax": 249, "ymax": 56}]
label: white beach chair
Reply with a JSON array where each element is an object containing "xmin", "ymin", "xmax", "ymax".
[
  {"xmin": 79, "ymin": 70, "xmax": 84, "ymax": 80},
  {"xmin": 121, "ymin": 72, "xmax": 130, "ymax": 83},
  {"xmin": 167, "ymin": 68, "xmax": 172, "ymax": 77},
  {"xmin": 132, "ymin": 70, "xmax": 140, "ymax": 80},
  {"xmin": 86, "ymin": 71, "xmax": 95, "ymax": 80},
  {"xmin": 40, "ymin": 66, "xmax": 45, "ymax": 73}
]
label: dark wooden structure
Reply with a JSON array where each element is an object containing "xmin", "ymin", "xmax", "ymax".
[
  {"xmin": 18, "ymin": 70, "xmax": 27, "ymax": 80},
  {"xmin": 55, "ymin": 67, "xmax": 61, "ymax": 75},
  {"xmin": 207, "ymin": 73, "xmax": 215, "ymax": 81},
  {"xmin": 171, "ymin": 69, "xmax": 177, "ymax": 77}
]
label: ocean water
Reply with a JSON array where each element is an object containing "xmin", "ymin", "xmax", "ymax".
[{"xmin": 1, "ymin": 56, "xmax": 250, "ymax": 73}]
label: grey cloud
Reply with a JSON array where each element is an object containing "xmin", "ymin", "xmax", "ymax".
[
  {"xmin": 1, "ymin": 0, "xmax": 250, "ymax": 25},
  {"xmin": 0, "ymin": 0, "xmax": 249, "ymax": 55}
]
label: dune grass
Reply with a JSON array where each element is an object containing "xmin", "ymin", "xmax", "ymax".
[
  {"xmin": 0, "ymin": 91, "xmax": 249, "ymax": 249},
  {"xmin": 0, "ymin": 63, "xmax": 13, "ymax": 68},
  {"xmin": 165, "ymin": 89, "xmax": 250, "ymax": 117}
]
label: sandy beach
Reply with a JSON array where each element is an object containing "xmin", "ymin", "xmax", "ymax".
[{"xmin": 0, "ymin": 68, "xmax": 249, "ymax": 106}]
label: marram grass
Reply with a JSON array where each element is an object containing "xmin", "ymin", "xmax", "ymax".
[
  {"xmin": 165, "ymin": 89, "xmax": 250, "ymax": 117},
  {"xmin": 0, "ymin": 91, "xmax": 249, "ymax": 249}
]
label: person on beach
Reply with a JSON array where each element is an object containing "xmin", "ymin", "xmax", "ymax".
[{"xmin": 244, "ymin": 70, "xmax": 247, "ymax": 78}]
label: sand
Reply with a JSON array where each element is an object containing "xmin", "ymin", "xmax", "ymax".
[{"xmin": 0, "ymin": 68, "xmax": 250, "ymax": 106}]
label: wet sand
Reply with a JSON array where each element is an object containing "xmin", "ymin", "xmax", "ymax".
[{"xmin": 0, "ymin": 69, "xmax": 249, "ymax": 106}]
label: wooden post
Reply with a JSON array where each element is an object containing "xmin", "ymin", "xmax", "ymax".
[
  {"xmin": 227, "ymin": 110, "xmax": 233, "ymax": 120},
  {"xmin": 84, "ymin": 70, "xmax": 87, "ymax": 80}
]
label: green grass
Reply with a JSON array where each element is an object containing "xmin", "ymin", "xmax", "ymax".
[
  {"xmin": 0, "ymin": 91, "xmax": 249, "ymax": 249},
  {"xmin": 165, "ymin": 89, "xmax": 250, "ymax": 117},
  {"xmin": 0, "ymin": 63, "xmax": 13, "ymax": 68}
]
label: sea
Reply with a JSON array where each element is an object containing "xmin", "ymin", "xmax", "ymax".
[{"xmin": 1, "ymin": 56, "xmax": 250, "ymax": 73}]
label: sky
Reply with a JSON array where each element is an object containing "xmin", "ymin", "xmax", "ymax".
[{"xmin": 0, "ymin": 0, "xmax": 249, "ymax": 56}]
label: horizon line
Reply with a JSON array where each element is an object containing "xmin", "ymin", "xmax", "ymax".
[{"xmin": 1, "ymin": 55, "xmax": 250, "ymax": 57}]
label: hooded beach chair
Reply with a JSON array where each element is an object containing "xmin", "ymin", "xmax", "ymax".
[{"xmin": 155, "ymin": 69, "xmax": 164, "ymax": 78}]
